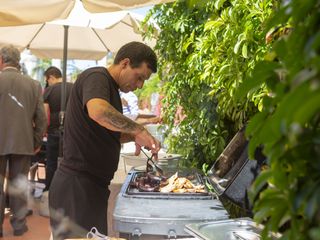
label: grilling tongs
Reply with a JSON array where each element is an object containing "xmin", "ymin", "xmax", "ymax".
[{"xmin": 140, "ymin": 148, "xmax": 164, "ymax": 176}]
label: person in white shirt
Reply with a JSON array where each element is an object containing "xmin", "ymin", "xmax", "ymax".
[
  {"xmin": 120, "ymin": 91, "xmax": 139, "ymax": 120},
  {"xmin": 120, "ymin": 91, "xmax": 161, "ymax": 125}
]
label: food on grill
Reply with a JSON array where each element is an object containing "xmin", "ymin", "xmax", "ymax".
[
  {"xmin": 160, "ymin": 172, "xmax": 206, "ymax": 193},
  {"xmin": 131, "ymin": 171, "xmax": 206, "ymax": 193},
  {"xmin": 130, "ymin": 172, "xmax": 168, "ymax": 192}
]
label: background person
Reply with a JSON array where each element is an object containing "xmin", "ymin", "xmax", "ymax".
[
  {"xmin": 43, "ymin": 66, "xmax": 73, "ymax": 192},
  {"xmin": 120, "ymin": 91, "xmax": 160, "ymax": 125},
  {"xmin": 138, "ymin": 98, "xmax": 152, "ymax": 114},
  {"xmin": 120, "ymin": 91, "xmax": 139, "ymax": 121},
  {"xmin": 0, "ymin": 45, "xmax": 46, "ymax": 237},
  {"xmin": 49, "ymin": 41, "xmax": 161, "ymax": 240}
]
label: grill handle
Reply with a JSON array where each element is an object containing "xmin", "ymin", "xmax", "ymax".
[{"xmin": 168, "ymin": 229, "xmax": 177, "ymax": 239}]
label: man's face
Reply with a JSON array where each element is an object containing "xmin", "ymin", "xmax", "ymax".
[{"xmin": 118, "ymin": 60, "xmax": 153, "ymax": 93}]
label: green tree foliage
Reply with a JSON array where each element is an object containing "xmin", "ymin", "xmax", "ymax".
[
  {"xmin": 134, "ymin": 74, "xmax": 161, "ymax": 102},
  {"xmin": 236, "ymin": 1, "xmax": 320, "ymax": 239},
  {"xmin": 145, "ymin": 0, "xmax": 320, "ymax": 238},
  {"xmin": 144, "ymin": 0, "xmax": 274, "ymax": 168}
]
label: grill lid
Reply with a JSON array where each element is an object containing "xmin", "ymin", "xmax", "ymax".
[
  {"xmin": 206, "ymin": 145, "xmax": 249, "ymax": 195},
  {"xmin": 205, "ymin": 128, "xmax": 266, "ymax": 212},
  {"xmin": 208, "ymin": 128, "xmax": 247, "ymax": 177},
  {"xmin": 206, "ymin": 128, "xmax": 248, "ymax": 195}
]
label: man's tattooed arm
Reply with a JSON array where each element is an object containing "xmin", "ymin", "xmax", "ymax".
[
  {"xmin": 120, "ymin": 133, "xmax": 135, "ymax": 143},
  {"xmin": 87, "ymin": 98, "xmax": 161, "ymax": 152},
  {"xmin": 87, "ymin": 98, "xmax": 144, "ymax": 134}
]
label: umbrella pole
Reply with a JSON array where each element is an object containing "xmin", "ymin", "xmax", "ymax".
[{"xmin": 58, "ymin": 25, "xmax": 69, "ymax": 158}]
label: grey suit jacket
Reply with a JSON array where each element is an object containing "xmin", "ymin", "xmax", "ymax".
[{"xmin": 0, "ymin": 68, "xmax": 47, "ymax": 155}]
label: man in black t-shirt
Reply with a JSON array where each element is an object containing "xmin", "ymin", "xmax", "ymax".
[
  {"xmin": 43, "ymin": 66, "xmax": 73, "ymax": 191},
  {"xmin": 49, "ymin": 42, "xmax": 160, "ymax": 240}
]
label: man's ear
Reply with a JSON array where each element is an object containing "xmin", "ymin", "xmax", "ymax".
[{"xmin": 120, "ymin": 58, "xmax": 130, "ymax": 69}]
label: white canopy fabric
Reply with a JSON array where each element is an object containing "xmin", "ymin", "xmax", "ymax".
[
  {"xmin": 0, "ymin": 1, "xmax": 156, "ymax": 60},
  {"xmin": 0, "ymin": 0, "xmax": 75, "ymax": 26},
  {"xmin": 82, "ymin": 0, "xmax": 175, "ymax": 12},
  {"xmin": 0, "ymin": 0, "xmax": 162, "ymax": 113},
  {"xmin": 0, "ymin": 0, "xmax": 174, "ymax": 26},
  {"xmin": 0, "ymin": 23, "xmax": 108, "ymax": 60}
]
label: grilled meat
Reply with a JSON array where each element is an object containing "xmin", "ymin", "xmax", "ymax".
[
  {"xmin": 160, "ymin": 172, "xmax": 205, "ymax": 193},
  {"xmin": 131, "ymin": 171, "xmax": 205, "ymax": 193}
]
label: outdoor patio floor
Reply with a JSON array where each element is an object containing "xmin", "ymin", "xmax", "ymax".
[{"xmin": 1, "ymin": 202, "xmax": 51, "ymax": 239}]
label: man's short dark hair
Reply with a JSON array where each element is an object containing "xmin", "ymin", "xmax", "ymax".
[
  {"xmin": 44, "ymin": 66, "xmax": 62, "ymax": 79},
  {"xmin": 114, "ymin": 41, "xmax": 157, "ymax": 73},
  {"xmin": 0, "ymin": 45, "xmax": 20, "ymax": 68}
]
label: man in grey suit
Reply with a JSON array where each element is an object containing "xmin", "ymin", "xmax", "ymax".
[{"xmin": 0, "ymin": 45, "xmax": 46, "ymax": 236}]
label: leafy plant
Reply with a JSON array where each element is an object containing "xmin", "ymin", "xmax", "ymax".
[
  {"xmin": 236, "ymin": 0, "xmax": 320, "ymax": 239},
  {"xmin": 134, "ymin": 74, "xmax": 161, "ymax": 103},
  {"xmin": 144, "ymin": 0, "xmax": 274, "ymax": 169},
  {"xmin": 144, "ymin": 0, "xmax": 320, "ymax": 238}
]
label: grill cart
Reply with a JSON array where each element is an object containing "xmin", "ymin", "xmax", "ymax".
[{"xmin": 113, "ymin": 129, "xmax": 265, "ymax": 239}]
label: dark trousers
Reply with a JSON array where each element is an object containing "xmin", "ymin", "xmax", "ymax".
[
  {"xmin": 45, "ymin": 133, "xmax": 60, "ymax": 191},
  {"xmin": 0, "ymin": 155, "xmax": 31, "ymax": 231},
  {"xmin": 49, "ymin": 167, "xmax": 110, "ymax": 240}
]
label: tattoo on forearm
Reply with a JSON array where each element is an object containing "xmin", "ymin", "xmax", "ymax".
[
  {"xmin": 120, "ymin": 133, "xmax": 135, "ymax": 143},
  {"xmin": 102, "ymin": 108, "xmax": 144, "ymax": 133}
]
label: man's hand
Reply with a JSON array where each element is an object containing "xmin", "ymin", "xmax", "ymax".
[{"xmin": 134, "ymin": 129, "xmax": 161, "ymax": 157}]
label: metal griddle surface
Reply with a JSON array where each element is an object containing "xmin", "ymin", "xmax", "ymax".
[{"xmin": 124, "ymin": 170, "xmax": 213, "ymax": 199}]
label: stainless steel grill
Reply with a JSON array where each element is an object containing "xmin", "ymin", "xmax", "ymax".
[
  {"xmin": 113, "ymin": 169, "xmax": 229, "ymax": 239},
  {"xmin": 113, "ymin": 128, "xmax": 264, "ymax": 239}
]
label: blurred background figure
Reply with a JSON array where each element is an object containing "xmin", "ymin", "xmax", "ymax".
[
  {"xmin": 138, "ymin": 98, "xmax": 152, "ymax": 114},
  {"xmin": 120, "ymin": 91, "xmax": 139, "ymax": 121},
  {"xmin": 120, "ymin": 91, "xmax": 160, "ymax": 125},
  {"xmin": 0, "ymin": 45, "xmax": 46, "ymax": 237},
  {"xmin": 150, "ymin": 92, "xmax": 159, "ymax": 116},
  {"xmin": 174, "ymin": 105, "xmax": 186, "ymax": 126},
  {"xmin": 43, "ymin": 66, "xmax": 73, "ymax": 192}
]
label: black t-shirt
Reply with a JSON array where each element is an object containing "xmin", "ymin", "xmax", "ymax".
[
  {"xmin": 43, "ymin": 82, "xmax": 73, "ymax": 134},
  {"xmin": 61, "ymin": 67, "xmax": 122, "ymax": 184}
]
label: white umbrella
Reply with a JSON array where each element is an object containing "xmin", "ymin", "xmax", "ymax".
[
  {"xmin": 0, "ymin": 0, "xmax": 174, "ymax": 26},
  {"xmin": 0, "ymin": 2, "xmax": 156, "ymax": 59},
  {"xmin": 0, "ymin": 0, "xmax": 75, "ymax": 26},
  {"xmin": 0, "ymin": 14, "xmax": 154, "ymax": 60},
  {"xmin": 0, "ymin": 0, "xmax": 163, "ymax": 153},
  {"xmin": 82, "ymin": 0, "xmax": 175, "ymax": 12},
  {"xmin": 0, "ymin": 1, "xmax": 157, "ymax": 113}
]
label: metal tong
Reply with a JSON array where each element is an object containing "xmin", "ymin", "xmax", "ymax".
[{"xmin": 140, "ymin": 148, "xmax": 164, "ymax": 176}]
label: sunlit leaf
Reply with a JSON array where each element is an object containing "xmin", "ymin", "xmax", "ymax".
[
  {"xmin": 254, "ymin": 206, "xmax": 273, "ymax": 223},
  {"xmin": 269, "ymin": 201, "xmax": 289, "ymax": 231},
  {"xmin": 234, "ymin": 39, "xmax": 244, "ymax": 54},
  {"xmin": 242, "ymin": 44, "xmax": 248, "ymax": 58}
]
